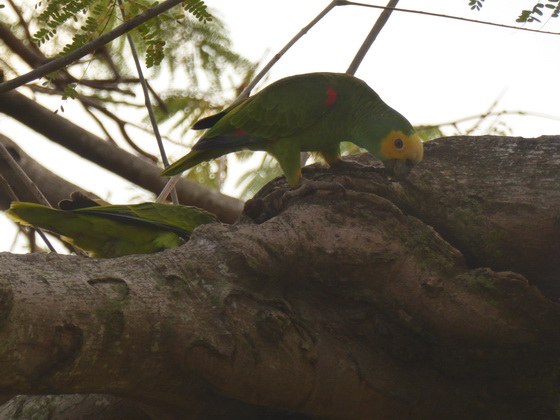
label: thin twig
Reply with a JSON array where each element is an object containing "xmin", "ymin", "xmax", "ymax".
[
  {"xmin": 80, "ymin": 102, "xmax": 119, "ymax": 145},
  {"xmin": 465, "ymin": 89, "xmax": 506, "ymax": 135},
  {"xmin": 0, "ymin": 148, "xmax": 57, "ymax": 253},
  {"xmin": 347, "ymin": 0, "xmax": 400, "ymax": 75},
  {"xmin": 6, "ymin": 0, "xmax": 43, "ymax": 55},
  {"xmin": 417, "ymin": 109, "xmax": 560, "ymax": 131},
  {"xmin": 117, "ymin": 0, "xmax": 179, "ymax": 204},
  {"xmin": 231, "ymin": 0, "xmax": 341, "ymax": 106},
  {"xmin": 0, "ymin": 0, "xmax": 186, "ymax": 94},
  {"xmin": 79, "ymin": 95, "xmax": 159, "ymax": 161},
  {"xmin": 0, "ymin": 143, "xmax": 51, "ymax": 207},
  {"xmin": 344, "ymin": 1, "xmax": 560, "ymax": 36},
  {"xmin": 156, "ymin": 175, "xmax": 182, "ymax": 203}
]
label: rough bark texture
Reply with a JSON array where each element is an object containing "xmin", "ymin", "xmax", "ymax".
[{"xmin": 0, "ymin": 136, "xmax": 559, "ymax": 419}]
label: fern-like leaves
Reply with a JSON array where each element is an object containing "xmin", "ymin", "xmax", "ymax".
[
  {"xmin": 183, "ymin": 0, "xmax": 212, "ymax": 23},
  {"xmin": 33, "ymin": 0, "xmax": 100, "ymax": 45},
  {"xmin": 517, "ymin": 0, "xmax": 560, "ymax": 22},
  {"xmin": 467, "ymin": 0, "xmax": 485, "ymax": 11},
  {"xmin": 31, "ymin": 0, "xmax": 214, "ymax": 66}
]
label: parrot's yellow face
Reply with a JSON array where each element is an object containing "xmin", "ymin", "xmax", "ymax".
[{"xmin": 379, "ymin": 130, "xmax": 424, "ymax": 180}]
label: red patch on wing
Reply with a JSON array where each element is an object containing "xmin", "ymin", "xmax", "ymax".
[
  {"xmin": 324, "ymin": 87, "xmax": 337, "ymax": 106},
  {"xmin": 230, "ymin": 129, "xmax": 248, "ymax": 136}
]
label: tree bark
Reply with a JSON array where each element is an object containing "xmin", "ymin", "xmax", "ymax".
[{"xmin": 0, "ymin": 136, "xmax": 559, "ymax": 419}]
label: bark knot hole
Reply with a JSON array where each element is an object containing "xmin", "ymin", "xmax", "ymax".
[{"xmin": 87, "ymin": 277, "xmax": 129, "ymax": 301}]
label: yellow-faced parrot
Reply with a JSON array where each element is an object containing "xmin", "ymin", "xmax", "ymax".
[{"xmin": 162, "ymin": 72, "xmax": 423, "ymax": 186}]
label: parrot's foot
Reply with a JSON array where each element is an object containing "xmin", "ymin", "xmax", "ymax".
[{"xmin": 282, "ymin": 178, "xmax": 346, "ymax": 203}]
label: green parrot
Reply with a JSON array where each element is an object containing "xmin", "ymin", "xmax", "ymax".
[
  {"xmin": 162, "ymin": 72, "xmax": 423, "ymax": 186},
  {"xmin": 6, "ymin": 194, "xmax": 218, "ymax": 258}
]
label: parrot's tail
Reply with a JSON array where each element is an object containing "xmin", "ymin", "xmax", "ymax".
[
  {"xmin": 191, "ymin": 111, "xmax": 227, "ymax": 130},
  {"xmin": 6, "ymin": 202, "xmax": 68, "ymax": 233},
  {"xmin": 161, "ymin": 149, "xmax": 229, "ymax": 176}
]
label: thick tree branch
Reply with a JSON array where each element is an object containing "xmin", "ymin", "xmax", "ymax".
[
  {"xmin": 0, "ymin": 91, "xmax": 243, "ymax": 223},
  {"xmin": 0, "ymin": 22, "xmax": 47, "ymax": 69},
  {"xmin": 390, "ymin": 136, "xmax": 560, "ymax": 298},
  {"xmin": 0, "ymin": 137, "xmax": 559, "ymax": 419}
]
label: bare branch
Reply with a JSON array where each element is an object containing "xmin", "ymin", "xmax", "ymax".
[
  {"xmin": 346, "ymin": 0, "xmax": 400, "ymax": 75},
  {"xmin": 78, "ymin": 95, "xmax": 159, "ymax": 161},
  {"xmin": 232, "ymin": 0, "xmax": 340, "ymax": 106},
  {"xmin": 418, "ymin": 110, "xmax": 560, "ymax": 131},
  {"xmin": 0, "ymin": 22, "xmax": 47, "ymax": 69},
  {"xmin": 116, "ymin": 0, "xmax": 178, "ymax": 204},
  {"xmin": 345, "ymin": 1, "xmax": 560, "ymax": 36},
  {"xmin": 6, "ymin": 0, "xmax": 42, "ymax": 54},
  {"xmin": 0, "ymin": 91, "xmax": 243, "ymax": 222}
]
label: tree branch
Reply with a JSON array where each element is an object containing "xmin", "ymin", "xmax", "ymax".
[
  {"xmin": 344, "ymin": 1, "xmax": 560, "ymax": 36},
  {"xmin": 0, "ymin": 136, "xmax": 559, "ymax": 419},
  {"xmin": 0, "ymin": 91, "xmax": 243, "ymax": 223},
  {"xmin": 0, "ymin": 22, "xmax": 47, "ymax": 69},
  {"xmin": 346, "ymin": 0, "xmax": 400, "ymax": 75},
  {"xmin": 232, "ymin": 0, "xmax": 340, "ymax": 106}
]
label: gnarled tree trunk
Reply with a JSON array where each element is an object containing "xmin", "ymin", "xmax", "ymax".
[{"xmin": 0, "ymin": 136, "xmax": 559, "ymax": 419}]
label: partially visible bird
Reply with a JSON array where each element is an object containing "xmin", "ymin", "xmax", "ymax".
[
  {"xmin": 162, "ymin": 72, "xmax": 423, "ymax": 186},
  {"xmin": 6, "ymin": 193, "xmax": 218, "ymax": 258}
]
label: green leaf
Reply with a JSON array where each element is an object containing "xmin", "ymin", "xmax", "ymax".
[
  {"xmin": 467, "ymin": 0, "xmax": 484, "ymax": 11},
  {"xmin": 182, "ymin": 0, "xmax": 213, "ymax": 23}
]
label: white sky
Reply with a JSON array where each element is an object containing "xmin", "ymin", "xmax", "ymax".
[{"xmin": 1, "ymin": 0, "xmax": 560, "ymax": 253}]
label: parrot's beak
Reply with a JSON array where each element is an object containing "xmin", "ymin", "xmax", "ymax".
[{"xmin": 383, "ymin": 159, "xmax": 415, "ymax": 180}]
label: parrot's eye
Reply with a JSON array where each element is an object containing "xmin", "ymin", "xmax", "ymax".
[{"xmin": 394, "ymin": 138, "xmax": 404, "ymax": 150}]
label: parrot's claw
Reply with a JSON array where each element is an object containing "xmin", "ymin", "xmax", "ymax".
[{"xmin": 282, "ymin": 178, "xmax": 346, "ymax": 204}]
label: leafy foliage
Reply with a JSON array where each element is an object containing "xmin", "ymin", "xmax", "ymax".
[
  {"xmin": 4, "ymin": 0, "xmax": 254, "ymax": 195},
  {"xmin": 31, "ymin": 0, "xmax": 216, "ymax": 64},
  {"xmin": 467, "ymin": 0, "xmax": 485, "ymax": 11},
  {"xmin": 182, "ymin": 0, "xmax": 212, "ymax": 23},
  {"xmin": 467, "ymin": 0, "xmax": 560, "ymax": 21},
  {"xmin": 33, "ymin": 0, "xmax": 108, "ymax": 46},
  {"xmin": 61, "ymin": 83, "xmax": 79, "ymax": 100},
  {"xmin": 516, "ymin": 0, "xmax": 560, "ymax": 22},
  {"xmin": 416, "ymin": 126, "xmax": 444, "ymax": 142}
]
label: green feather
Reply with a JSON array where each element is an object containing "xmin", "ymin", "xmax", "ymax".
[
  {"xmin": 7, "ymin": 201, "xmax": 218, "ymax": 258},
  {"xmin": 162, "ymin": 72, "xmax": 423, "ymax": 186}
]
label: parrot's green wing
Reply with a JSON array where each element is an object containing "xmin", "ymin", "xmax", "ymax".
[
  {"xmin": 162, "ymin": 73, "xmax": 344, "ymax": 178},
  {"xmin": 199, "ymin": 72, "xmax": 341, "ymax": 141},
  {"xmin": 58, "ymin": 192, "xmax": 218, "ymax": 235},
  {"xmin": 72, "ymin": 203, "xmax": 218, "ymax": 236},
  {"xmin": 6, "ymin": 201, "xmax": 217, "ymax": 258}
]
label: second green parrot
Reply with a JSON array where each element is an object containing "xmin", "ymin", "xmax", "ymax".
[
  {"xmin": 6, "ymin": 195, "xmax": 218, "ymax": 258},
  {"xmin": 162, "ymin": 72, "xmax": 423, "ymax": 186}
]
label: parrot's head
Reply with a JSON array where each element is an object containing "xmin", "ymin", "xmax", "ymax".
[
  {"xmin": 378, "ymin": 130, "xmax": 424, "ymax": 180},
  {"xmin": 353, "ymin": 103, "xmax": 424, "ymax": 180}
]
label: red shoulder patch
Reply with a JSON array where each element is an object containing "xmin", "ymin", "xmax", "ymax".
[
  {"xmin": 324, "ymin": 87, "xmax": 337, "ymax": 106},
  {"xmin": 230, "ymin": 129, "xmax": 248, "ymax": 136}
]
